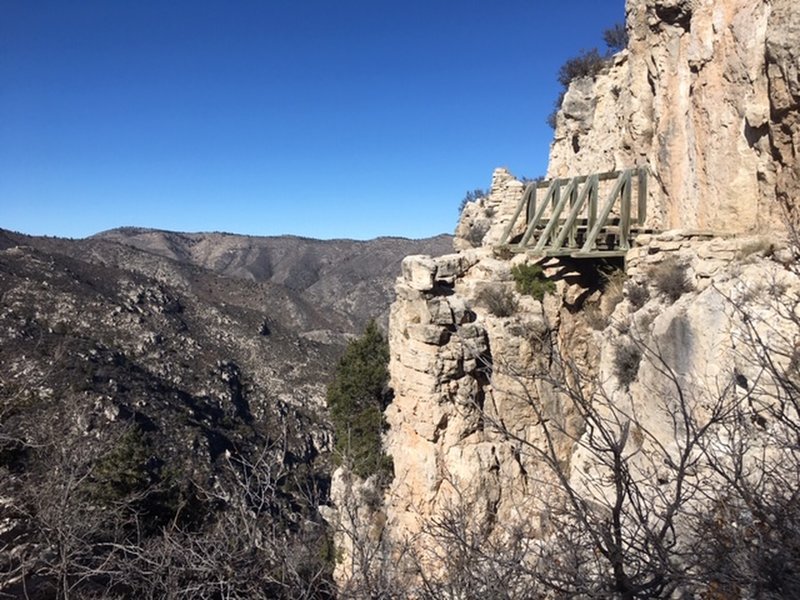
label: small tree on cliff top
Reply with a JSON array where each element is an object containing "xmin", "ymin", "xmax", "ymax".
[
  {"xmin": 327, "ymin": 321, "xmax": 393, "ymax": 482},
  {"xmin": 547, "ymin": 21, "xmax": 627, "ymax": 128}
]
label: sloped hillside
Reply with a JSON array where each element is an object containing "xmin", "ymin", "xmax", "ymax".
[
  {"xmin": 93, "ymin": 228, "xmax": 453, "ymax": 331},
  {"xmin": 0, "ymin": 227, "xmax": 450, "ymax": 597}
]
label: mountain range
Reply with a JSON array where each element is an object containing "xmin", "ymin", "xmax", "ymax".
[{"xmin": 0, "ymin": 226, "xmax": 451, "ymax": 597}]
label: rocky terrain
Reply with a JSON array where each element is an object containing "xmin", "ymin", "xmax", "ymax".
[
  {"xmin": 3, "ymin": 0, "xmax": 798, "ymax": 596},
  {"xmin": 0, "ymin": 227, "xmax": 450, "ymax": 598},
  {"xmin": 92, "ymin": 228, "xmax": 453, "ymax": 332},
  {"xmin": 372, "ymin": 178, "xmax": 800, "ymax": 596},
  {"xmin": 327, "ymin": 0, "xmax": 800, "ymax": 597}
]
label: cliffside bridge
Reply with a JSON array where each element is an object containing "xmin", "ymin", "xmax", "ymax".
[{"xmin": 498, "ymin": 167, "xmax": 650, "ymax": 258}]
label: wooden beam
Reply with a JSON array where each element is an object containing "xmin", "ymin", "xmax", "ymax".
[
  {"xmin": 552, "ymin": 175, "xmax": 598, "ymax": 250},
  {"xmin": 579, "ymin": 170, "xmax": 629, "ymax": 253},
  {"xmin": 534, "ymin": 179, "xmax": 577, "ymax": 251}
]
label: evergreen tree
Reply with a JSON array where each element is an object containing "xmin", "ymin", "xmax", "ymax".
[{"xmin": 326, "ymin": 321, "xmax": 393, "ymax": 482}]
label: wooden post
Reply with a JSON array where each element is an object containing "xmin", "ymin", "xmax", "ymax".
[
  {"xmin": 528, "ymin": 184, "xmax": 537, "ymax": 225},
  {"xmin": 620, "ymin": 170, "xmax": 632, "ymax": 250},
  {"xmin": 637, "ymin": 167, "xmax": 647, "ymax": 225},
  {"xmin": 520, "ymin": 180, "xmax": 559, "ymax": 248}
]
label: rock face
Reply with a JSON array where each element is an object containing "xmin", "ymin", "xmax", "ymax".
[
  {"xmin": 344, "ymin": 1, "xmax": 800, "ymax": 592},
  {"xmin": 385, "ymin": 249, "xmax": 565, "ymax": 540},
  {"xmin": 454, "ymin": 169, "xmax": 526, "ymax": 252},
  {"xmin": 378, "ymin": 188, "xmax": 800, "ymax": 592},
  {"xmin": 549, "ymin": 0, "xmax": 799, "ymax": 233}
]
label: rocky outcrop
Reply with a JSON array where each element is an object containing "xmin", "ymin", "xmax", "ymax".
[
  {"xmin": 549, "ymin": 0, "xmax": 799, "ymax": 233},
  {"xmin": 321, "ymin": 1, "xmax": 800, "ymax": 592},
  {"xmin": 454, "ymin": 170, "xmax": 526, "ymax": 251},
  {"xmin": 379, "ymin": 215, "xmax": 800, "ymax": 590},
  {"xmin": 385, "ymin": 249, "xmax": 568, "ymax": 543}
]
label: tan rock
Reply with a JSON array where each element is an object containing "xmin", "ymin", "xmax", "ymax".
[
  {"xmin": 401, "ymin": 255, "xmax": 437, "ymax": 291},
  {"xmin": 546, "ymin": 0, "xmax": 797, "ymax": 235}
]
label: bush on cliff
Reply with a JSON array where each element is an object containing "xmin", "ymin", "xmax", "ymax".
[
  {"xmin": 547, "ymin": 22, "xmax": 627, "ymax": 128},
  {"xmin": 459, "ymin": 187, "xmax": 490, "ymax": 214},
  {"xmin": 326, "ymin": 321, "xmax": 393, "ymax": 483},
  {"xmin": 511, "ymin": 263, "xmax": 556, "ymax": 301}
]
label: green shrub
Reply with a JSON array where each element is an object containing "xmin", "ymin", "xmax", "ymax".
[
  {"xmin": 651, "ymin": 257, "xmax": 693, "ymax": 303},
  {"xmin": 326, "ymin": 321, "xmax": 393, "ymax": 484},
  {"xmin": 91, "ymin": 427, "xmax": 152, "ymax": 504},
  {"xmin": 511, "ymin": 264, "xmax": 556, "ymax": 301},
  {"xmin": 477, "ymin": 286, "xmax": 518, "ymax": 317},
  {"xmin": 89, "ymin": 427, "xmax": 185, "ymax": 534}
]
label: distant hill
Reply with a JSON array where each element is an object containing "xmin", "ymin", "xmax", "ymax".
[{"xmin": 92, "ymin": 227, "xmax": 454, "ymax": 331}]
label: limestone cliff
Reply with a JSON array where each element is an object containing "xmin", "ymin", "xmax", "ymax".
[
  {"xmin": 549, "ymin": 0, "xmax": 799, "ymax": 232},
  {"xmin": 381, "ymin": 178, "xmax": 799, "ymax": 594},
  {"xmin": 328, "ymin": 0, "xmax": 800, "ymax": 594}
]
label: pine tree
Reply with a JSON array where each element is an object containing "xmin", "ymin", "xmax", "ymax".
[{"xmin": 326, "ymin": 321, "xmax": 393, "ymax": 482}]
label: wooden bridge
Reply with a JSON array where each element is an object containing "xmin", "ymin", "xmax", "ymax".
[{"xmin": 498, "ymin": 167, "xmax": 649, "ymax": 258}]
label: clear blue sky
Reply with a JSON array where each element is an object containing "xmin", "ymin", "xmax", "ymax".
[{"xmin": 1, "ymin": 1, "xmax": 624, "ymax": 240}]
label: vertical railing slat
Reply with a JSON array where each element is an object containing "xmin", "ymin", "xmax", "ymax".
[
  {"xmin": 637, "ymin": 167, "xmax": 647, "ymax": 226},
  {"xmin": 519, "ymin": 180, "xmax": 559, "ymax": 248},
  {"xmin": 620, "ymin": 170, "xmax": 632, "ymax": 250},
  {"xmin": 580, "ymin": 170, "xmax": 629, "ymax": 253}
]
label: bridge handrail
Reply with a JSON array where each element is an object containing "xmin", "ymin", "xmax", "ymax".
[{"xmin": 498, "ymin": 166, "xmax": 649, "ymax": 254}]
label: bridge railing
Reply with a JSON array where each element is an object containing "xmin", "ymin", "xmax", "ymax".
[{"xmin": 498, "ymin": 167, "xmax": 648, "ymax": 257}]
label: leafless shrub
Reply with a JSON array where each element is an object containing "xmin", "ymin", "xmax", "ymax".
[
  {"xmin": 736, "ymin": 237, "xmax": 775, "ymax": 260},
  {"xmin": 584, "ymin": 302, "xmax": 608, "ymax": 330},
  {"xmin": 0, "ymin": 411, "xmax": 335, "ymax": 599},
  {"xmin": 613, "ymin": 341, "xmax": 642, "ymax": 387},
  {"xmin": 459, "ymin": 188, "xmax": 489, "ymax": 214},
  {"xmin": 626, "ymin": 282, "xmax": 650, "ymax": 311},
  {"xmin": 477, "ymin": 285, "xmax": 518, "ymax": 317},
  {"xmin": 466, "ymin": 221, "xmax": 490, "ymax": 247},
  {"xmin": 603, "ymin": 22, "xmax": 628, "ymax": 53},
  {"xmin": 651, "ymin": 257, "xmax": 693, "ymax": 302}
]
